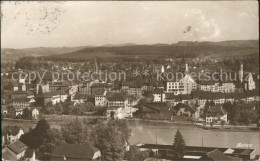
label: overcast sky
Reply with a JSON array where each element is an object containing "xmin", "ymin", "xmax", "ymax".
[{"xmin": 1, "ymin": 1, "xmax": 259, "ymax": 49}]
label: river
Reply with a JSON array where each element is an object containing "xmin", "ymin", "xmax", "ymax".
[{"xmin": 128, "ymin": 121, "xmax": 260, "ymax": 155}]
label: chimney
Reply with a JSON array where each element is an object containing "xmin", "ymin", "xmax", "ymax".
[{"xmin": 185, "ymin": 63, "xmax": 189, "ymax": 73}]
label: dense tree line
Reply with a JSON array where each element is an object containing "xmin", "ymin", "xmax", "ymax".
[
  {"xmin": 20, "ymin": 119, "xmax": 132, "ymax": 161},
  {"xmin": 222, "ymin": 101, "xmax": 259, "ymax": 125}
]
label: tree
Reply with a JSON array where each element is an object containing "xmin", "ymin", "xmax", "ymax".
[
  {"xmin": 34, "ymin": 119, "xmax": 50, "ymax": 138},
  {"xmin": 20, "ymin": 119, "xmax": 50, "ymax": 149},
  {"xmin": 92, "ymin": 120, "xmax": 131, "ymax": 161},
  {"xmin": 195, "ymin": 100, "xmax": 199, "ymax": 107},
  {"xmin": 61, "ymin": 119, "xmax": 89, "ymax": 144},
  {"xmin": 210, "ymin": 122, "xmax": 214, "ymax": 127},
  {"xmin": 22, "ymin": 108, "xmax": 31, "ymax": 119},
  {"xmin": 203, "ymin": 100, "xmax": 210, "ymax": 119},
  {"xmin": 62, "ymin": 102, "xmax": 73, "ymax": 115},
  {"xmin": 223, "ymin": 102, "xmax": 233, "ymax": 122},
  {"xmin": 55, "ymin": 103, "xmax": 63, "ymax": 114},
  {"xmin": 127, "ymin": 146, "xmax": 149, "ymax": 161},
  {"xmin": 173, "ymin": 129, "xmax": 185, "ymax": 159},
  {"xmin": 107, "ymin": 120, "xmax": 131, "ymax": 142},
  {"xmin": 38, "ymin": 129, "xmax": 65, "ymax": 160},
  {"xmin": 221, "ymin": 120, "xmax": 225, "ymax": 127},
  {"xmin": 20, "ymin": 128, "xmax": 39, "ymax": 149},
  {"xmin": 232, "ymin": 101, "xmax": 241, "ymax": 125},
  {"xmin": 209, "ymin": 100, "xmax": 215, "ymax": 106}
]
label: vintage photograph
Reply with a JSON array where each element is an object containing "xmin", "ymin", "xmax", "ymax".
[{"xmin": 1, "ymin": 1, "xmax": 259, "ymax": 161}]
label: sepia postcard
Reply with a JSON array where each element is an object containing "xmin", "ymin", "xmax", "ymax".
[{"xmin": 1, "ymin": 1, "xmax": 259, "ymax": 161}]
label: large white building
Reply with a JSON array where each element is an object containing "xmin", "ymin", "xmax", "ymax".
[
  {"xmin": 199, "ymin": 82, "xmax": 235, "ymax": 93},
  {"xmin": 167, "ymin": 74, "xmax": 197, "ymax": 95}
]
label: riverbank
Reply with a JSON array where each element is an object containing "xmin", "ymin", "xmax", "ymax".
[
  {"xmin": 2, "ymin": 117, "xmax": 259, "ymax": 132},
  {"xmin": 195, "ymin": 122, "xmax": 259, "ymax": 132},
  {"xmin": 126, "ymin": 118, "xmax": 259, "ymax": 132}
]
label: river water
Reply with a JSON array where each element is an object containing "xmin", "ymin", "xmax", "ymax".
[{"xmin": 128, "ymin": 122, "xmax": 260, "ymax": 155}]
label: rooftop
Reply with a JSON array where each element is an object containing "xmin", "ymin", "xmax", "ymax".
[
  {"xmin": 7, "ymin": 140, "xmax": 28, "ymax": 154},
  {"xmin": 51, "ymin": 144, "xmax": 99, "ymax": 160},
  {"xmin": 2, "ymin": 125, "xmax": 23, "ymax": 136}
]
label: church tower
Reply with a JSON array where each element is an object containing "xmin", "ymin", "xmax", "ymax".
[
  {"xmin": 239, "ymin": 64, "xmax": 243, "ymax": 83},
  {"xmin": 161, "ymin": 65, "xmax": 165, "ymax": 73}
]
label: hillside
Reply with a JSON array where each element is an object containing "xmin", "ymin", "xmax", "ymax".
[
  {"xmin": 1, "ymin": 46, "xmax": 87, "ymax": 62},
  {"xmin": 46, "ymin": 40, "xmax": 259, "ymax": 61},
  {"xmin": 1, "ymin": 40, "xmax": 258, "ymax": 62}
]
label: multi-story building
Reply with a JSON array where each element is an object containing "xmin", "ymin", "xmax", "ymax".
[
  {"xmin": 91, "ymin": 82, "xmax": 111, "ymax": 95},
  {"xmin": 49, "ymin": 81, "xmax": 70, "ymax": 93},
  {"xmin": 95, "ymin": 90, "xmax": 107, "ymax": 107},
  {"xmin": 12, "ymin": 98, "xmax": 35, "ymax": 109},
  {"xmin": 244, "ymin": 72, "xmax": 256, "ymax": 91},
  {"xmin": 198, "ymin": 81, "xmax": 235, "ymax": 93},
  {"xmin": 107, "ymin": 94, "xmax": 129, "ymax": 119},
  {"xmin": 78, "ymin": 81, "xmax": 92, "ymax": 95},
  {"xmin": 153, "ymin": 88, "xmax": 165, "ymax": 102},
  {"xmin": 36, "ymin": 91, "xmax": 68, "ymax": 106},
  {"xmin": 167, "ymin": 74, "xmax": 197, "ymax": 95}
]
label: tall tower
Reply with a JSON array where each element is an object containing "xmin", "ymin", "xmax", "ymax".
[
  {"xmin": 95, "ymin": 58, "xmax": 99, "ymax": 73},
  {"xmin": 239, "ymin": 64, "xmax": 243, "ymax": 83}
]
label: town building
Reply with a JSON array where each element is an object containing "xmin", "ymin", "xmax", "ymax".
[
  {"xmin": 167, "ymin": 74, "xmax": 197, "ymax": 95},
  {"xmin": 95, "ymin": 90, "xmax": 107, "ymax": 107},
  {"xmin": 78, "ymin": 81, "xmax": 92, "ymax": 95},
  {"xmin": 244, "ymin": 72, "xmax": 256, "ymax": 91},
  {"xmin": 137, "ymin": 102, "xmax": 173, "ymax": 120},
  {"xmin": 153, "ymin": 88, "xmax": 165, "ymax": 102},
  {"xmin": 173, "ymin": 103, "xmax": 199, "ymax": 120},
  {"xmin": 91, "ymin": 82, "xmax": 111, "ymax": 95},
  {"xmin": 198, "ymin": 81, "xmax": 235, "ymax": 93},
  {"xmin": 71, "ymin": 93, "xmax": 88, "ymax": 105},
  {"xmin": 36, "ymin": 91, "xmax": 68, "ymax": 106},
  {"xmin": 107, "ymin": 93, "xmax": 129, "ymax": 119},
  {"xmin": 50, "ymin": 144, "xmax": 101, "ymax": 161},
  {"xmin": 49, "ymin": 81, "xmax": 70, "ymax": 93},
  {"xmin": 7, "ymin": 106, "xmax": 24, "ymax": 118},
  {"xmin": 2, "ymin": 126, "xmax": 24, "ymax": 146},
  {"xmin": 205, "ymin": 105, "xmax": 228, "ymax": 123},
  {"xmin": 2, "ymin": 140, "xmax": 28, "ymax": 161},
  {"xmin": 12, "ymin": 98, "xmax": 35, "ymax": 109}
]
